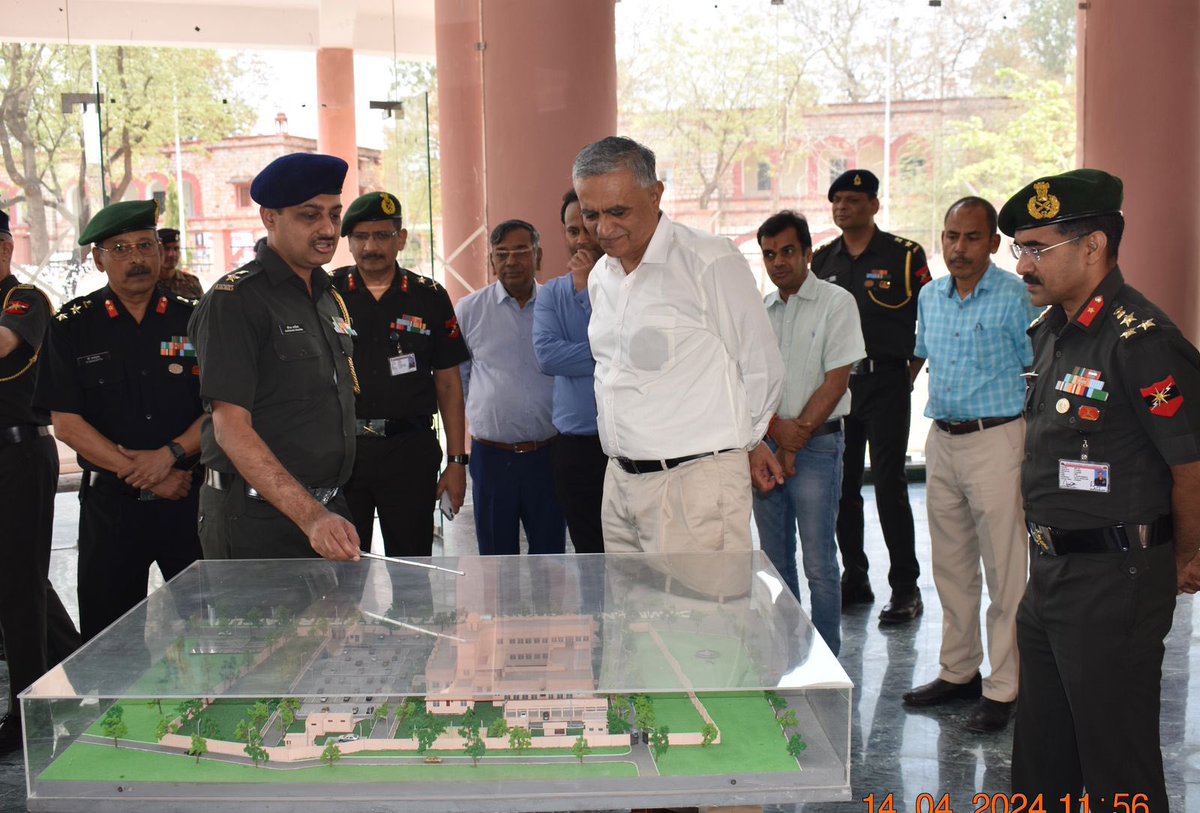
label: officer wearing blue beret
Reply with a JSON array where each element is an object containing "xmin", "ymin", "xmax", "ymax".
[
  {"xmin": 189, "ymin": 152, "xmax": 362, "ymax": 560},
  {"xmin": 1004, "ymin": 168, "xmax": 1200, "ymax": 810}
]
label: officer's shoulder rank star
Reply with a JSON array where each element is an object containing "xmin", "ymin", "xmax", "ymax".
[
  {"xmin": 1120, "ymin": 313, "xmax": 1137, "ymax": 327},
  {"xmin": 1139, "ymin": 318, "xmax": 1156, "ymax": 331}
]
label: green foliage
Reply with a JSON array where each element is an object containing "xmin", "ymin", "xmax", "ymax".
[
  {"xmin": 650, "ymin": 727, "xmax": 670, "ymax": 760},
  {"xmin": 786, "ymin": 733, "xmax": 808, "ymax": 761},
  {"xmin": 486, "ymin": 717, "xmax": 509, "ymax": 739},
  {"xmin": 944, "ymin": 69, "xmax": 1075, "ymax": 205},
  {"xmin": 508, "ymin": 726, "xmax": 532, "ymax": 754},
  {"xmin": 571, "ymin": 735, "xmax": 592, "ymax": 764},
  {"xmin": 188, "ymin": 733, "xmax": 207, "ymax": 764},
  {"xmin": 606, "ymin": 706, "xmax": 632, "ymax": 735},
  {"xmin": 243, "ymin": 729, "xmax": 268, "ymax": 767},
  {"xmin": 700, "ymin": 723, "xmax": 718, "ymax": 747},
  {"xmin": 765, "ymin": 692, "xmax": 787, "ymax": 717},
  {"xmin": 464, "ymin": 735, "xmax": 486, "ymax": 767},
  {"xmin": 632, "ymin": 694, "xmax": 656, "ymax": 732},
  {"xmin": 413, "ymin": 714, "xmax": 447, "ymax": 754},
  {"xmin": 100, "ymin": 705, "xmax": 128, "ymax": 747},
  {"xmin": 320, "ymin": 741, "xmax": 342, "ymax": 768},
  {"xmin": 457, "ymin": 707, "xmax": 480, "ymax": 740},
  {"xmin": 154, "ymin": 718, "xmax": 169, "ymax": 741},
  {"xmin": 778, "ymin": 710, "xmax": 799, "ymax": 731},
  {"xmin": 248, "ymin": 700, "xmax": 271, "ymax": 733}
]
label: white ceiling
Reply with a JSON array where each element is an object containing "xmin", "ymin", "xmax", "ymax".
[{"xmin": 0, "ymin": 0, "xmax": 436, "ymax": 57}]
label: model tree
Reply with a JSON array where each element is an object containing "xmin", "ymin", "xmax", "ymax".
[
  {"xmin": 607, "ymin": 695, "xmax": 633, "ymax": 734},
  {"xmin": 464, "ymin": 734, "xmax": 486, "ymax": 767},
  {"xmin": 571, "ymin": 735, "xmax": 592, "ymax": 764},
  {"xmin": 765, "ymin": 691, "xmax": 787, "ymax": 718},
  {"xmin": 249, "ymin": 700, "xmax": 271, "ymax": 734},
  {"xmin": 278, "ymin": 698, "xmax": 301, "ymax": 744},
  {"xmin": 487, "ymin": 716, "xmax": 509, "ymax": 739},
  {"xmin": 458, "ymin": 707, "xmax": 480, "ymax": 740},
  {"xmin": 176, "ymin": 698, "xmax": 203, "ymax": 725},
  {"xmin": 155, "ymin": 717, "xmax": 170, "ymax": 741},
  {"xmin": 100, "ymin": 705, "xmax": 128, "ymax": 748},
  {"xmin": 700, "ymin": 723, "xmax": 718, "ymax": 747},
  {"xmin": 188, "ymin": 733, "xmax": 208, "ymax": 764},
  {"xmin": 373, "ymin": 702, "xmax": 392, "ymax": 736},
  {"xmin": 508, "ymin": 726, "xmax": 532, "ymax": 754},
  {"xmin": 786, "ymin": 733, "xmax": 808, "ymax": 761},
  {"xmin": 414, "ymin": 714, "xmax": 447, "ymax": 754},
  {"xmin": 650, "ymin": 727, "xmax": 670, "ymax": 759},
  {"xmin": 244, "ymin": 730, "xmax": 269, "ymax": 767},
  {"xmin": 321, "ymin": 741, "xmax": 342, "ymax": 768},
  {"xmin": 146, "ymin": 697, "xmax": 163, "ymax": 715},
  {"xmin": 779, "ymin": 709, "xmax": 798, "ymax": 731},
  {"xmin": 633, "ymin": 694, "xmax": 657, "ymax": 737}
]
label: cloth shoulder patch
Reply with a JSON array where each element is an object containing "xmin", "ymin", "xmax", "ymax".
[{"xmin": 1140, "ymin": 375, "xmax": 1183, "ymax": 417}]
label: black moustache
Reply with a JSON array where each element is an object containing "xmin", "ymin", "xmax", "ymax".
[
  {"xmin": 127, "ymin": 266, "xmax": 151, "ymax": 276},
  {"xmin": 1022, "ymin": 274, "xmax": 1042, "ymax": 285}
]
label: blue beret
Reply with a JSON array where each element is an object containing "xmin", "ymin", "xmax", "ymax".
[
  {"xmin": 250, "ymin": 153, "xmax": 349, "ymax": 208},
  {"xmin": 0, "ymin": 209, "xmax": 9, "ymax": 236},
  {"xmin": 78, "ymin": 200, "xmax": 158, "ymax": 246},
  {"xmin": 828, "ymin": 169, "xmax": 880, "ymax": 201}
]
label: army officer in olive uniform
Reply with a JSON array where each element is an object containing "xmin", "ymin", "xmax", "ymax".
[
  {"xmin": 811, "ymin": 169, "xmax": 932, "ymax": 623},
  {"xmin": 1003, "ymin": 169, "xmax": 1200, "ymax": 811},
  {"xmin": 332, "ymin": 191, "xmax": 469, "ymax": 557},
  {"xmin": 35, "ymin": 200, "xmax": 204, "ymax": 641},
  {"xmin": 189, "ymin": 153, "xmax": 361, "ymax": 561}
]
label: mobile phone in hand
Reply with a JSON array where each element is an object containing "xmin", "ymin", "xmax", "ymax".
[{"xmin": 439, "ymin": 491, "xmax": 456, "ymax": 520}]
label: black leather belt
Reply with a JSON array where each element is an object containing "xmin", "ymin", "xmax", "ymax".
[
  {"xmin": 204, "ymin": 469, "xmax": 339, "ymax": 505},
  {"xmin": 83, "ymin": 469, "xmax": 159, "ymax": 501},
  {"xmin": 1027, "ymin": 516, "xmax": 1173, "ymax": 556},
  {"xmin": 0, "ymin": 424, "xmax": 51, "ymax": 446},
  {"xmin": 935, "ymin": 415, "xmax": 1020, "ymax": 435},
  {"xmin": 472, "ymin": 436, "xmax": 557, "ymax": 454},
  {"xmin": 355, "ymin": 416, "xmax": 433, "ymax": 437},
  {"xmin": 812, "ymin": 418, "xmax": 844, "ymax": 437},
  {"xmin": 615, "ymin": 448, "xmax": 737, "ymax": 475},
  {"xmin": 852, "ymin": 358, "xmax": 908, "ymax": 375}
]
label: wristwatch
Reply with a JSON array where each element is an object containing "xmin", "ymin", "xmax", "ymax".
[
  {"xmin": 167, "ymin": 441, "xmax": 187, "ymax": 463},
  {"xmin": 447, "ymin": 454, "xmax": 470, "ymax": 466}
]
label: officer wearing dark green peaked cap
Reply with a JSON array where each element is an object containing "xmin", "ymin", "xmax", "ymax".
[
  {"xmin": 77, "ymin": 199, "xmax": 158, "ymax": 246},
  {"xmin": 1008, "ymin": 165, "xmax": 1200, "ymax": 810},
  {"xmin": 340, "ymin": 191, "xmax": 403, "ymax": 237},
  {"xmin": 998, "ymin": 168, "xmax": 1124, "ymax": 236}
]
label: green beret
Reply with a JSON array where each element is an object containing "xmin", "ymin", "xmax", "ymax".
[
  {"xmin": 78, "ymin": 200, "xmax": 158, "ymax": 246},
  {"xmin": 828, "ymin": 169, "xmax": 879, "ymax": 201},
  {"xmin": 340, "ymin": 191, "xmax": 403, "ymax": 237},
  {"xmin": 251, "ymin": 153, "xmax": 347, "ymax": 208},
  {"xmin": 998, "ymin": 168, "xmax": 1123, "ymax": 237}
]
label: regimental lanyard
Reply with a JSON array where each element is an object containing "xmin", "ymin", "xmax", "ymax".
[{"xmin": 1058, "ymin": 436, "xmax": 1110, "ymax": 493}]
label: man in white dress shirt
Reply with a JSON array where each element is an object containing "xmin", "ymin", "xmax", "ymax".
[{"xmin": 572, "ymin": 136, "xmax": 784, "ymax": 556}]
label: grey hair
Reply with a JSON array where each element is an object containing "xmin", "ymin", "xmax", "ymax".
[{"xmin": 572, "ymin": 136, "xmax": 658, "ymax": 187}]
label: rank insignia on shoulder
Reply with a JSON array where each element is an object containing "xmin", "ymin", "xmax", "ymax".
[
  {"xmin": 1140, "ymin": 375, "xmax": 1183, "ymax": 417},
  {"xmin": 174, "ymin": 294, "xmax": 198, "ymax": 306},
  {"xmin": 1075, "ymin": 294, "xmax": 1104, "ymax": 328},
  {"xmin": 1028, "ymin": 307, "xmax": 1050, "ymax": 331},
  {"xmin": 213, "ymin": 283, "xmax": 236, "ymax": 292}
]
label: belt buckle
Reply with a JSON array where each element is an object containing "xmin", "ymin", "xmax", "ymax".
[
  {"xmin": 362, "ymin": 419, "xmax": 385, "ymax": 437},
  {"xmin": 1031, "ymin": 524, "xmax": 1055, "ymax": 556}
]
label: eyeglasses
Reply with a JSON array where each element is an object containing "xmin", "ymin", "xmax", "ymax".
[
  {"xmin": 1009, "ymin": 234, "xmax": 1084, "ymax": 262},
  {"xmin": 96, "ymin": 239, "xmax": 160, "ymax": 258},
  {"xmin": 492, "ymin": 247, "xmax": 535, "ymax": 262},
  {"xmin": 348, "ymin": 230, "xmax": 400, "ymax": 245}
]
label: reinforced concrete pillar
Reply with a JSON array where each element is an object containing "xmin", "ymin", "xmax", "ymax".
[{"xmin": 316, "ymin": 47, "xmax": 360, "ymax": 269}]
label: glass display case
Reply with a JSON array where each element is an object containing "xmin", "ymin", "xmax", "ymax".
[{"xmin": 22, "ymin": 551, "xmax": 852, "ymax": 811}]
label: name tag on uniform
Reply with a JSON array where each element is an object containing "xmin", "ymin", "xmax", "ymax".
[
  {"xmin": 279, "ymin": 323, "xmax": 306, "ymax": 335},
  {"xmin": 389, "ymin": 353, "xmax": 417, "ymax": 376},
  {"xmin": 1058, "ymin": 459, "xmax": 1110, "ymax": 493}
]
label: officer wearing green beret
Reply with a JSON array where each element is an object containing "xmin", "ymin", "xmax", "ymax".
[
  {"xmin": 0, "ymin": 209, "xmax": 80, "ymax": 751},
  {"xmin": 189, "ymin": 153, "xmax": 361, "ymax": 561},
  {"xmin": 811, "ymin": 168, "xmax": 932, "ymax": 623},
  {"xmin": 156, "ymin": 228, "xmax": 203, "ymax": 299},
  {"xmin": 1003, "ymin": 169, "xmax": 1200, "ymax": 810},
  {"xmin": 331, "ymin": 192, "xmax": 469, "ymax": 557},
  {"xmin": 34, "ymin": 199, "xmax": 204, "ymax": 641}
]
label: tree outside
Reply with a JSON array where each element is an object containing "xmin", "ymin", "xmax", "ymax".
[
  {"xmin": 571, "ymin": 735, "xmax": 592, "ymax": 764},
  {"xmin": 321, "ymin": 741, "xmax": 342, "ymax": 768},
  {"xmin": 100, "ymin": 705, "xmax": 127, "ymax": 747},
  {"xmin": 508, "ymin": 726, "xmax": 532, "ymax": 754}
]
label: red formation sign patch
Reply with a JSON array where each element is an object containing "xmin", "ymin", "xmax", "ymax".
[
  {"xmin": 1140, "ymin": 375, "xmax": 1184, "ymax": 418},
  {"xmin": 3, "ymin": 300, "xmax": 30, "ymax": 315}
]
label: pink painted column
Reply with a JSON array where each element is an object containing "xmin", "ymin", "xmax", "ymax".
[
  {"xmin": 1078, "ymin": 1, "xmax": 1200, "ymax": 341},
  {"xmin": 316, "ymin": 47, "xmax": 360, "ymax": 269},
  {"xmin": 435, "ymin": 0, "xmax": 617, "ymax": 301}
]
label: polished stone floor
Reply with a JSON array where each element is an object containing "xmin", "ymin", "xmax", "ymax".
[{"xmin": 1, "ymin": 483, "xmax": 1197, "ymax": 812}]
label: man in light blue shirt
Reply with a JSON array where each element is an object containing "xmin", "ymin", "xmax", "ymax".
[
  {"xmin": 456, "ymin": 220, "xmax": 565, "ymax": 555},
  {"xmin": 753, "ymin": 211, "xmax": 865, "ymax": 655},
  {"xmin": 532, "ymin": 190, "xmax": 606, "ymax": 553},
  {"xmin": 903, "ymin": 197, "xmax": 1041, "ymax": 732}
]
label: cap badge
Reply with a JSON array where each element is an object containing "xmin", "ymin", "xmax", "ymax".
[
  {"xmin": 852, "ymin": 174, "xmax": 862, "ymax": 186},
  {"xmin": 1027, "ymin": 181, "xmax": 1061, "ymax": 221},
  {"xmin": 380, "ymin": 193, "xmax": 397, "ymax": 216}
]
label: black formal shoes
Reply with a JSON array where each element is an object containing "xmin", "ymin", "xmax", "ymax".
[
  {"xmin": 902, "ymin": 672, "xmax": 982, "ymax": 707},
  {"xmin": 878, "ymin": 589, "xmax": 923, "ymax": 623},
  {"xmin": 965, "ymin": 698, "xmax": 1015, "ymax": 732}
]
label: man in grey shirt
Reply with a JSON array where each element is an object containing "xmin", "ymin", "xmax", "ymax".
[{"xmin": 456, "ymin": 219, "xmax": 565, "ymax": 555}]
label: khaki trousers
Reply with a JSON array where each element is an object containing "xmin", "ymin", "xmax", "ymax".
[
  {"xmin": 924, "ymin": 418, "xmax": 1029, "ymax": 702},
  {"xmin": 602, "ymin": 451, "xmax": 753, "ymax": 598}
]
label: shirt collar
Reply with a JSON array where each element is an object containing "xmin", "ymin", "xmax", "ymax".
[
  {"xmin": 1051, "ymin": 266, "xmax": 1125, "ymax": 335},
  {"xmin": 259, "ymin": 245, "xmax": 330, "ymax": 291},
  {"xmin": 490, "ymin": 278, "xmax": 540, "ymax": 305},
  {"xmin": 946, "ymin": 261, "xmax": 1001, "ymax": 299}
]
